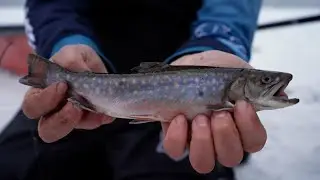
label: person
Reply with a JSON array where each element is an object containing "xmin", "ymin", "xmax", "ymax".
[{"xmin": 0, "ymin": 0, "xmax": 266, "ymax": 179}]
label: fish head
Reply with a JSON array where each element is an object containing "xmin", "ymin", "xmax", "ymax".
[{"xmin": 228, "ymin": 69, "xmax": 299, "ymax": 111}]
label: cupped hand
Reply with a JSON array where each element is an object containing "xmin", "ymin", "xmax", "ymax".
[
  {"xmin": 161, "ymin": 50, "xmax": 267, "ymax": 174},
  {"xmin": 22, "ymin": 45, "xmax": 113, "ymax": 143}
]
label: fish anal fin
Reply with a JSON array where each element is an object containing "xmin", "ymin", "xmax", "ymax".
[
  {"xmin": 67, "ymin": 91, "xmax": 97, "ymax": 113},
  {"xmin": 129, "ymin": 120, "xmax": 157, "ymax": 124}
]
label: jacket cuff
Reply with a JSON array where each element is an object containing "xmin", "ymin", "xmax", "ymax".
[
  {"xmin": 164, "ymin": 35, "xmax": 248, "ymax": 64},
  {"xmin": 51, "ymin": 34, "xmax": 117, "ymax": 73}
]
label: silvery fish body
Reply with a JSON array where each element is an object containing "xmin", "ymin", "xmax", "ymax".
[{"xmin": 19, "ymin": 54, "xmax": 299, "ymax": 123}]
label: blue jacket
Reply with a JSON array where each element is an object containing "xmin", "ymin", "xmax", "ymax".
[{"xmin": 24, "ymin": 0, "xmax": 261, "ymax": 73}]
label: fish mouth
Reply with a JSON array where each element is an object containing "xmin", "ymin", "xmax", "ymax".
[{"xmin": 270, "ymin": 80, "xmax": 299, "ymax": 105}]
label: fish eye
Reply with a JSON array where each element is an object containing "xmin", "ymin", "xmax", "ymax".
[{"xmin": 261, "ymin": 76, "xmax": 272, "ymax": 84}]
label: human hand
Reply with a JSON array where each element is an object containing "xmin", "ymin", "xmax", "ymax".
[
  {"xmin": 21, "ymin": 45, "xmax": 114, "ymax": 143},
  {"xmin": 161, "ymin": 50, "xmax": 267, "ymax": 174}
]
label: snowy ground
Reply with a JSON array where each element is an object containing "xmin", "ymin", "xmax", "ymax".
[
  {"xmin": 235, "ymin": 6, "xmax": 320, "ymax": 180},
  {"xmin": 1, "ymin": 2, "xmax": 320, "ymax": 180}
]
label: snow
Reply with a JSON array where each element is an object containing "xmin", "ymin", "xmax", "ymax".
[
  {"xmin": 1, "ymin": 3, "xmax": 320, "ymax": 180},
  {"xmin": 0, "ymin": 7, "xmax": 24, "ymax": 27},
  {"xmin": 0, "ymin": 70, "xmax": 28, "ymax": 132},
  {"xmin": 234, "ymin": 7, "xmax": 320, "ymax": 180}
]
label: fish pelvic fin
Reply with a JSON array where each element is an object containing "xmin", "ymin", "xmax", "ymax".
[
  {"xmin": 128, "ymin": 114, "xmax": 167, "ymax": 124},
  {"xmin": 19, "ymin": 53, "xmax": 59, "ymax": 89},
  {"xmin": 67, "ymin": 91, "xmax": 97, "ymax": 113}
]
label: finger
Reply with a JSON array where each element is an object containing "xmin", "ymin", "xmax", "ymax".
[
  {"xmin": 52, "ymin": 45, "xmax": 107, "ymax": 73},
  {"xmin": 234, "ymin": 100, "xmax": 267, "ymax": 153},
  {"xmin": 171, "ymin": 50, "xmax": 253, "ymax": 69},
  {"xmin": 75, "ymin": 112, "xmax": 114, "ymax": 130},
  {"xmin": 51, "ymin": 46, "xmax": 91, "ymax": 72},
  {"xmin": 189, "ymin": 115, "xmax": 215, "ymax": 174},
  {"xmin": 199, "ymin": 50, "xmax": 253, "ymax": 69},
  {"xmin": 22, "ymin": 82, "xmax": 68, "ymax": 119},
  {"xmin": 82, "ymin": 49, "xmax": 108, "ymax": 73},
  {"xmin": 163, "ymin": 115, "xmax": 188, "ymax": 160},
  {"xmin": 211, "ymin": 111, "xmax": 243, "ymax": 167},
  {"xmin": 38, "ymin": 102, "xmax": 83, "ymax": 143}
]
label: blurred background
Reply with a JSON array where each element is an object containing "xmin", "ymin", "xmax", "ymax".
[{"xmin": 0, "ymin": 0, "xmax": 319, "ymax": 180}]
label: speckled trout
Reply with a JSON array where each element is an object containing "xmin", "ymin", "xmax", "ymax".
[{"xmin": 19, "ymin": 54, "xmax": 299, "ymax": 123}]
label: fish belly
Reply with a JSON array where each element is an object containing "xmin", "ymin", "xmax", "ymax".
[{"xmin": 93, "ymin": 98, "xmax": 212, "ymax": 122}]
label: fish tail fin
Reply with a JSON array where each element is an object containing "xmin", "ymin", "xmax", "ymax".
[{"xmin": 19, "ymin": 53, "xmax": 57, "ymax": 88}]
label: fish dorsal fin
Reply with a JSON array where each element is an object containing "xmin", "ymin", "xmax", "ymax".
[
  {"xmin": 130, "ymin": 62, "xmax": 170, "ymax": 73},
  {"xmin": 130, "ymin": 61, "xmax": 224, "ymax": 73}
]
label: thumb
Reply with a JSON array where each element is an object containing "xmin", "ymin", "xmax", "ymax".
[
  {"xmin": 50, "ymin": 45, "xmax": 107, "ymax": 73},
  {"xmin": 83, "ymin": 47, "xmax": 108, "ymax": 73}
]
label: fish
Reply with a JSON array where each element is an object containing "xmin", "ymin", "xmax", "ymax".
[{"xmin": 19, "ymin": 53, "xmax": 300, "ymax": 124}]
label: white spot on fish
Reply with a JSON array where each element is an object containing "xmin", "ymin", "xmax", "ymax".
[
  {"xmin": 195, "ymin": 77, "xmax": 200, "ymax": 83},
  {"xmin": 95, "ymin": 87, "xmax": 101, "ymax": 94},
  {"xmin": 202, "ymin": 87, "xmax": 207, "ymax": 92},
  {"xmin": 174, "ymin": 82, "xmax": 180, "ymax": 88},
  {"xmin": 83, "ymin": 84, "xmax": 89, "ymax": 89},
  {"xmin": 132, "ymin": 79, "xmax": 137, "ymax": 84},
  {"xmin": 66, "ymin": 74, "xmax": 70, "ymax": 79},
  {"xmin": 211, "ymin": 79, "xmax": 216, "ymax": 84},
  {"xmin": 108, "ymin": 87, "xmax": 113, "ymax": 94},
  {"xmin": 133, "ymin": 90, "xmax": 138, "ymax": 95},
  {"xmin": 153, "ymin": 81, "xmax": 158, "ymax": 86}
]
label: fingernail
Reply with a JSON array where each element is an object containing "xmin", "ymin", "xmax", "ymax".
[
  {"xmin": 196, "ymin": 116, "xmax": 208, "ymax": 127},
  {"xmin": 214, "ymin": 111, "xmax": 228, "ymax": 119},
  {"xmin": 174, "ymin": 115, "xmax": 185, "ymax": 125},
  {"xmin": 237, "ymin": 100, "xmax": 249, "ymax": 111}
]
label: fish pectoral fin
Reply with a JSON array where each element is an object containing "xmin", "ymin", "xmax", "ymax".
[
  {"xmin": 130, "ymin": 62, "xmax": 170, "ymax": 73},
  {"xmin": 67, "ymin": 92, "xmax": 97, "ymax": 113},
  {"xmin": 206, "ymin": 102, "xmax": 234, "ymax": 111}
]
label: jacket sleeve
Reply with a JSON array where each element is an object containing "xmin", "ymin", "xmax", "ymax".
[
  {"xmin": 165, "ymin": 0, "xmax": 262, "ymax": 64},
  {"xmin": 24, "ymin": 0, "xmax": 117, "ymax": 72}
]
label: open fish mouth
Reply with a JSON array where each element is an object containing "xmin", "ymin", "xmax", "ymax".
[{"xmin": 271, "ymin": 82, "xmax": 299, "ymax": 104}]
